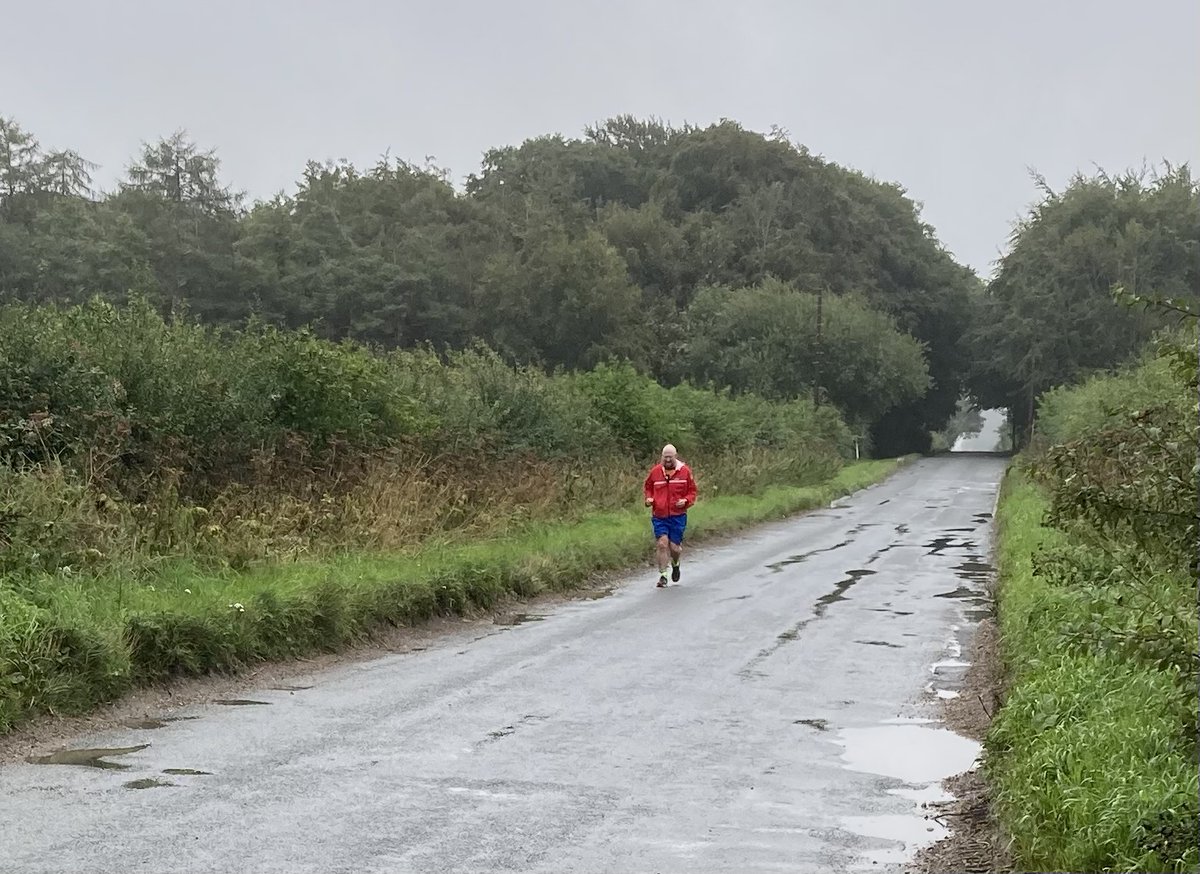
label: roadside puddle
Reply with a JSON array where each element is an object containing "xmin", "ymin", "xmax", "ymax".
[
  {"xmin": 494, "ymin": 613, "xmax": 545, "ymax": 626},
  {"xmin": 935, "ymin": 586, "xmax": 980, "ymax": 600},
  {"xmin": 767, "ymin": 539, "xmax": 852, "ymax": 573},
  {"xmin": 841, "ymin": 813, "xmax": 948, "ymax": 866},
  {"xmin": 214, "ymin": 699, "xmax": 270, "ymax": 706},
  {"xmin": 119, "ymin": 716, "xmax": 198, "ymax": 730},
  {"xmin": 924, "ymin": 536, "xmax": 975, "ymax": 555},
  {"xmin": 793, "ymin": 718, "xmax": 829, "ymax": 731},
  {"xmin": 124, "ymin": 778, "xmax": 174, "ymax": 790},
  {"xmin": 814, "ymin": 569, "xmax": 875, "ymax": 614},
  {"xmin": 836, "ymin": 704, "xmax": 975, "ymax": 868},
  {"xmin": 28, "ymin": 744, "xmax": 149, "ymax": 770},
  {"xmin": 954, "ymin": 559, "xmax": 994, "ymax": 582},
  {"xmin": 836, "ymin": 724, "xmax": 980, "ymax": 783},
  {"xmin": 162, "ymin": 768, "xmax": 211, "ymax": 776}
]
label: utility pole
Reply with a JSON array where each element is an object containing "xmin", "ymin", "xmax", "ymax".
[{"xmin": 813, "ymin": 285, "xmax": 824, "ymax": 407}]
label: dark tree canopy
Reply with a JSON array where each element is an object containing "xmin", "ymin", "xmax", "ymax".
[
  {"xmin": 0, "ymin": 114, "xmax": 1009, "ymax": 452},
  {"xmin": 967, "ymin": 166, "xmax": 1199, "ymax": 442}
]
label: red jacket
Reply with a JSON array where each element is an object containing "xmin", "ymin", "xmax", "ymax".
[{"xmin": 644, "ymin": 462, "xmax": 697, "ymax": 518}]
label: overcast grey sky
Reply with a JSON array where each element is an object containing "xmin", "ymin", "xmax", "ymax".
[{"xmin": 4, "ymin": 0, "xmax": 1197, "ymax": 275}]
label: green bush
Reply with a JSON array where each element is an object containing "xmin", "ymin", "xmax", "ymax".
[{"xmin": 1036, "ymin": 342, "xmax": 1188, "ymax": 446}]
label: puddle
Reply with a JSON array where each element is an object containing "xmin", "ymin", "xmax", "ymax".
[
  {"xmin": 741, "ymin": 568, "xmax": 878, "ymax": 675},
  {"xmin": 270, "ymin": 684, "xmax": 313, "ymax": 692},
  {"xmin": 27, "ymin": 744, "xmax": 149, "ymax": 769},
  {"xmin": 579, "ymin": 588, "xmax": 615, "ymax": 600},
  {"xmin": 894, "ymin": 524, "xmax": 909, "ymax": 534},
  {"xmin": 814, "ymin": 569, "xmax": 876, "ymax": 614},
  {"xmin": 767, "ymin": 539, "xmax": 852, "ymax": 573},
  {"xmin": 214, "ymin": 699, "xmax": 270, "ymax": 706},
  {"xmin": 793, "ymin": 718, "xmax": 829, "ymax": 731},
  {"xmin": 924, "ymin": 536, "xmax": 975, "ymax": 555},
  {"xmin": 487, "ymin": 725, "xmax": 516, "ymax": 739},
  {"xmin": 878, "ymin": 499, "xmax": 890, "ymax": 505},
  {"xmin": 954, "ymin": 560, "xmax": 995, "ymax": 583},
  {"xmin": 935, "ymin": 586, "xmax": 980, "ymax": 600},
  {"xmin": 162, "ymin": 768, "xmax": 212, "ymax": 776},
  {"xmin": 841, "ymin": 813, "xmax": 948, "ymax": 865},
  {"xmin": 718, "ymin": 594, "xmax": 753, "ymax": 603},
  {"xmin": 119, "ymin": 715, "xmax": 198, "ymax": 730},
  {"xmin": 837, "ymin": 725, "xmax": 980, "ymax": 783},
  {"xmin": 935, "ymin": 582, "xmax": 993, "ymax": 618},
  {"xmin": 494, "ymin": 613, "xmax": 545, "ymax": 626},
  {"xmin": 931, "ymin": 659, "xmax": 972, "ymax": 675},
  {"xmin": 856, "ymin": 639, "xmax": 902, "ymax": 649},
  {"xmin": 124, "ymin": 778, "xmax": 174, "ymax": 790},
  {"xmin": 889, "ymin": 783, "xmax": 954, "ymax": 804}
]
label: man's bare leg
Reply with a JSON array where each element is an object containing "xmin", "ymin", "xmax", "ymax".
[{"xmin": 656, "ymin": 535, "xmax": 670, "ymax": 585}]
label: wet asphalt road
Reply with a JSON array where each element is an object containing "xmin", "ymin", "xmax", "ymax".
[{"xmin": 0, "ymin": 455, "xmax": 1006, "ymax": 874}]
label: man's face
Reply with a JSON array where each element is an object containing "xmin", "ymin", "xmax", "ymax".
[{"xmin": 662, "ymin": 450, "xmax": 677, "ymax": 469}]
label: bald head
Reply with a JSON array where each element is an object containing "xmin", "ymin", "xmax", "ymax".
[{"xmin": 661, "ymin": 444, "xmax": 678, "ymax": 469}]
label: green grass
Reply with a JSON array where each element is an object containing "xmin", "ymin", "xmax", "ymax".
[
  {"xmin": 986, "ymin": 472, "xmax": 1199, "ymax": 873},
  {"xmin": 0, "ymin": 458, "xmax": 901, "ymax": 733}
]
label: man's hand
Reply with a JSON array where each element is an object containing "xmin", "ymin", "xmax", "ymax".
[
  {"xmin": 644, "ymin": 498, "xmax": 654, "ymax": 507},
  {"xmin": 674, "ymin": 498, "xmax": 687, "ymax": 509}
]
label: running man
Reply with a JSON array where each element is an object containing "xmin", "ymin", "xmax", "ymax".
[{"xmin": 643, "ymin": 444, "xmax": 698, "ymax": 587}]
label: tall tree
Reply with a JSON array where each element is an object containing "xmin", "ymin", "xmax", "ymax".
[
  {"xmin": 682, "ymin": 278, "xmax": 931, "ymax": 429},
  {"xmin": 113, "ymin": 131, "xmax": 243, "ymax": 317},
  {"xmin": 968, "ymin": 167, "xmax": 1200, "ymax": 441},
  {"xmin": 0, "ymin": 117, "xmax": 43, "ymax": 219},
  {"xmin": 474, "ymin": 227, "xmax": 648, "ymax": 370}
]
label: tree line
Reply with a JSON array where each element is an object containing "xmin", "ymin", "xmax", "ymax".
[
  {"xmin": 0, "ymin": 115, "xmax": 981, "ymax": 454},
  {"xmin": 2, "ymin": 113, "xmax": 1195, "ymax": 453}
]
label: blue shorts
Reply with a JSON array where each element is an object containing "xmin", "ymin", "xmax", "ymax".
[{"xmin": 652, "ymin": 514, "xmax": 687, "ymax": 544}]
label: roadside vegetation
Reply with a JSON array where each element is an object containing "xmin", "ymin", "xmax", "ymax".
[
  {"xmin": 985, "ymin": 322, "xmax": 1198, "ymax": 872},
  {"xmin": 0, "ymin": 295, "xmax": 906, "ymax": 732},
  {"xmin": 969, "ymin": 163, "xmax": 1198, "ymax": 873}
]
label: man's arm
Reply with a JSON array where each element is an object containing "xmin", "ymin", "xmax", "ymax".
[
  {"xmin": 684, "ymin": 467, "xmax": 698, "ymax": 508},
  {"xmin": 644, "ymin": 468, "xmax": 656, "ymax": 505}
]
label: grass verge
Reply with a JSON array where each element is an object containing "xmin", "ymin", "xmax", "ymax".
[
  {"xmin": 986, "ymin": 470, "xmax": 1199, "ymax": 873},
  {"xmin": 1, "ymin": 458, "xmax": 902, "ymax": 734}
]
